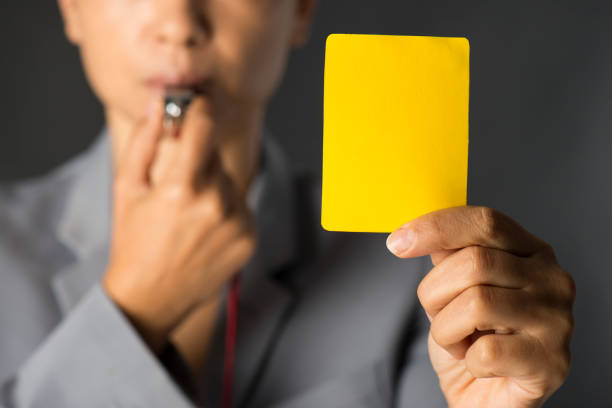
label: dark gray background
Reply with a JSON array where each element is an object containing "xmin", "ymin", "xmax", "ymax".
[{"xmin": 2, "ymin": 1, "xmax": 610, "ymax": 406}]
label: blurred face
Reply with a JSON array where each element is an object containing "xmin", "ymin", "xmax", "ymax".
[{"xmin": 58, "ymin": 0, "xmax": 316, "ymax": 133}]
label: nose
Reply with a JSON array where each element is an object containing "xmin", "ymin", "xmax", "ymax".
[{"xmin": 153, "ymin": 0, "xmax": 209, "ymax": 48}]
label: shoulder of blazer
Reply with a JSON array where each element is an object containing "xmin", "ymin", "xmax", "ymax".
[{"xmin": 0, "ymin": 147, "xmax": 89, "ymax": 252}]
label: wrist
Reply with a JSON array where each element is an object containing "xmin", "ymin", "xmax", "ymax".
[{"xmin": 102, "ymin": 274, "xmax": 174, "ymax": 354}]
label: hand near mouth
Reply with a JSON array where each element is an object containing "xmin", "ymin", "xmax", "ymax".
[{"xmin": 104, "ymin": 95, "xmax": 256, "ymax": 354}]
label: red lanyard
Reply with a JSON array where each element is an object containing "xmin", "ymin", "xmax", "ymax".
[
  {"xmin": 221, "ymin": 273, "xmax": 241, "ymax": 408},
  {"xmin": 173, "ymin": 128, "xmax": 239, "ymax": 407}
]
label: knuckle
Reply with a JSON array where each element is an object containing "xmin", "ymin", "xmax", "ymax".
[
  {"xmin": 162, "ymin": 184, "xmax": 196, "ymax": 205},
  {"xmin": 561, "ymin": 270, "xmax": 577, "ymax": 305},
  {"xmin": 478, "ymin": 206, "xmax": 503, "ymax": 240},
  {"xmin": 197, "ymin": 188, "xmax": 226, "ymax": 220},
  {"xmin": 468, "ymin": 246, "xmax": 494, "ymax": 277},
  {"xmin": 466, "ymin": 286, "xmax": 492, "ymax": 320},
  {"xmin": 416, "ymin": 279, "xmax": 432, "ymax": 311},
  {"xmin": 538, "ymin": 314, "xmax": 573, "ymax": 390},
  {"xmin": 560, "ymin": 313, "xmax": 575, "ymax": 341},
  {"xmin": 428, "ymin": 215, "xmax": 448, "ymax": 247},
  {"xmin": 429, "ymin": 215, "xmax": 444, "ymax": 237},
  {"xmin": 540, "ymin": 304, "xmax": 574, "ymax": 348},
  {"xmin": 551, "ymin": 267, "xmax": 576, "ymax": 306},
  {"xmin": 545, "ymin": 312, "xmax": 574, "ymax": 355},
  {"xmin": 112, "ymin": 176, "xmax": 144, "ymax": 201},
  {"xmin": 429, "ymin": 318, "xmax": 447, "ymax": 347},
  {"xmin": 475, "ymin": 336, "xmax": 502, "ymax": 370},
  {"xmin": 538, "ymin": 241, "xmax": 558, "ymax": 262},
  {"xmin": 553, "ymin": 303, "xmax": 575, "ymax": 339}
]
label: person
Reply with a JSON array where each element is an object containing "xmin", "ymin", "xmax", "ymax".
[{"xmin": 0, "ymin": 0, "xmax": 575, "ymax": 407}]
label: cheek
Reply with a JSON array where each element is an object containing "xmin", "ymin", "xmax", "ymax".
[
  {"xmin": 77, "ymin": 1, "xmax": 149, "ymax": 118},
  {"xmin": 213, "ymin": 3, "xmax": 294, "ymax": 104}
]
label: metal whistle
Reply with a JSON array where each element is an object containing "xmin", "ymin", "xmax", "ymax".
[{"xmin": 163, "ymin": 87, "xmax": 195, "ymax": 134}]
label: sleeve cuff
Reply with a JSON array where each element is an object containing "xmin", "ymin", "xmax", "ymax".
[{"xmin": 12, "ymin": 283, "xmax": 198, "ymax": 408}]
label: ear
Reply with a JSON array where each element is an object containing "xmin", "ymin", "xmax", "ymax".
[
  {"xmin": 57, "ymin": 0, "xmax": 83, "ymax": 45},
  {"xmin": 290, "ymin": 0, "xmax": 319, "ymax": 48}
]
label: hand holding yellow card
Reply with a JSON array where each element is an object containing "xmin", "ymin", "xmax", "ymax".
[{"xmin": 321, "ymin": 34, "xmax": 470, "ymax": 233}]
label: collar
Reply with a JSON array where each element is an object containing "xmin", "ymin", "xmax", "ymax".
[
  {"xmin": 55, "ymin": 126, "xmax": 298, "ymax": 288},
  {"xmin": 56, "ymin": 128, "xmax": 113, "ymax": 260}
]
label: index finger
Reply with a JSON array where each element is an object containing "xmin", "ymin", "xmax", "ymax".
[
  {"xmin": 386, "ymin": 206, "xmax": 546, "ymax": 259},
  {"xmin": 118, "ymin": 98, "xmax": 164, "ymax": 188}
]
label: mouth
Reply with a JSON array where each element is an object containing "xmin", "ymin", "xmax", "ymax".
[
  {"xmin": 144, "ymin": 74, "xmax": 213, "ymax": 131},
  {"xmin": 145, "ymin": 74, "xmax": 213, "ymax": 96}
]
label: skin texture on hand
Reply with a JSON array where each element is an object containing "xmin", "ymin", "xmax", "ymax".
[
  {"xmin": 387, "ymin": 206, "xmax": 575, "ymax": 408},
  {"xmin": 103, "ymin": 97, "xmax": 256, "ymax": 353}
]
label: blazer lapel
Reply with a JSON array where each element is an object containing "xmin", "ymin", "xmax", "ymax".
[
  {"xmin": 51, "ymin": 130, "xmax": 113, "ymax": 315},
  {"xmin": 231, "ymin": 134, "xmax": 302, "ymax": 407}
]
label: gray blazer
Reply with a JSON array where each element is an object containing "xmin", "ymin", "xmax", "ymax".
[{"xmin": 0, "ymin": 130, "xmax": 446, "ymax": 407}]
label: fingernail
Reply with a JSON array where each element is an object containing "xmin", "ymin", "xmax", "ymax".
[
  {"xmin": 386, "ymin": 228, "xmax": 416, "ymax": 255},
  {"xmin": 425, "ymin": 310, "xmax": 432, "ymax": 323}
]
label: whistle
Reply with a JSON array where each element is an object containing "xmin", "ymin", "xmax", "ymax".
[{"xmin": 163, "ymin": 88, "xmax": 195, "ymax": 133}]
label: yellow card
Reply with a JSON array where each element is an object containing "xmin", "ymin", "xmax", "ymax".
[{"xmin": 321, "ymin": 34, "xmax": 470, "ymax": 233}]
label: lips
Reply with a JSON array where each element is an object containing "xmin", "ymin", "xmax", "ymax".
[{"xmin": 145, "ymin": 74, "xmax": 213, "ymax": 95}]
